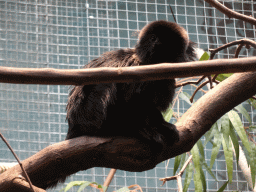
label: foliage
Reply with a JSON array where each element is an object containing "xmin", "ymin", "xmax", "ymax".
[
  {"xmin": 163, "ymin": 52, "xmax": 256, "ymax": 191},
  {"xmin": 115, "ymin": 187, "xmax": 130, "ymax": 192},
  {"xmin": 59, "ymin": 181, "xmax": 106, "ymax": 192}
]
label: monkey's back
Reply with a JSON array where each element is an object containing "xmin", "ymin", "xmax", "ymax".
[
  {"xmin": 86, "ymin": 48, "xmax": 140, "ymax": 68},
  {"xmin": 66, "ymin": 48, "xmax": 175, "ymax": 139}
]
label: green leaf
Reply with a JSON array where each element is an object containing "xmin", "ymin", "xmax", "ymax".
[
  {"xmin": 201, "ymin": 157, "xmax": 217, "ymax": 181},
  {"xmin": 191, "ymin": 144, "xmax": 203, "ymax": 192},
  {"xmin": 241, "ymin": 144, "xmax": 251, "ymax": 169},
  {"xmin": 217, "ymin": 119, "xmax": 222, "ymax": 132},
  {"xmin": 116, "ymin": 187, "xmax": 130, "ymax": 192},
  {"xmin": 197, "ymin": 139, "xmax": 205, "ymax": 160},
  {"xmin": 250, "ymin": 142, "xmax": 256, "ymax": 188},
  {"xmin": 204, "ymin": 123, "xmax": 217, "ymax": 146},
  {"xmin": 183, "ymin": 160, "xmax": 193, "ymax": 192},
  {"xmin": 229, "ymin": 127, "xmax": 239, "ymax": 165},
  {"xmin": 63, "ymin": 181, "xmax": 93, "ymax": 192},
  {"xmin": 173, "ymin": 155, "xmax": 181, "ymax": 175},
  {"xmin": 249, "ymin": 125, "xmax": 256, "ymax": 131},
  {"xmin": 191, "ymin": 144, "xmax": 200, "ymax": 170},
  {"xmin": 180, "ymin": 153, "xmax": 187, "ymax": 171},
  {"xmin": 193, "ymin": 169, "xmax": 202, "ymax": 192},
  {"xmin": 199, "ymin": 52, "xmax": 210, "ymax": 61},
  {"xmin": 210, "ymin": 128, "xmax": 222, "ymax": 168},
  {"xmin": 228, "ymin": 110, "xmax": 251, "ymax": 154},
  {"xmin": 235, "ymin": 104, "xmax": 252, "ymax": 124},
  {"xmin": 214, "ymin": 74, "xmax": 232, "ymax": 82},
  {"xmin": 222, "ymin": 136, "xmax": 233, "ymax": 182},
  {"xmin": 221, "ymin": 114, "xmax": 230, "ymax": 148},
  {"xmin": 60, "ymin": 181, "xmax": 104, "ymax": 192},
  {"xmin": 248, "ymin": 98, "xmax": 256, "ymax": 110},
  {"xmin": 179, "ymin": 92, "xmax": 193, "ymax": 105},
  {"xmin": 217, "ymin": 181, "xmax": 229, "ymax": 192},
  {"xmin": 199, "ymin": 166, "xmax": 207, "ymax": 192},
  {"xmin": 163, "ymin": 108, "xmax": 173, "ymax": 122},
  {"xmin": 77, "ymin": 182, "xmax": 101, "ymax": 192}
]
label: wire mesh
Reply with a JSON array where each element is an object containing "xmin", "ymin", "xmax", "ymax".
[{"xmin": 0, "ymin": 0, "xmax": 256, "ymax": 191}]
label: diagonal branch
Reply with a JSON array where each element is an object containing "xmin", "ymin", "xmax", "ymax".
[{"xmin": 205, "ymin": 0, "xmax": 256, "ymax": 25}]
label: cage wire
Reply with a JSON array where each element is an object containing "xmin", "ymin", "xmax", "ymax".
[{"xmin": 0, "ymin": 0, "xmax": 256, "ymax": 191}]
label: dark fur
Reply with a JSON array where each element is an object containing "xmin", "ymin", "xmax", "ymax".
[{"xmin": 48, "ymin": 20, "xmax": 197, "ymax": 188}]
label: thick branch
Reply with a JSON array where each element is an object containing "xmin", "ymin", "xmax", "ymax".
[
  {"xmin": 0, "ymin": 57, "xmax": 256, "ymax": 85},
  {"xmin": 0, "ymin": 137, "xmax": 157, "ymax": 190},
  {"xmin": 1, "ymin": 71, "xmax": 256, "ymax": 190},
  {"xmin": 174, "ymin": 71, "xmax": 256, "ymax": 151}
]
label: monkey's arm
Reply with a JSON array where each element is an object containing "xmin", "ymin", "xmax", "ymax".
[
  {"xmin": 124, "ymin": 79, "xmax": 178, "ymax": 144},
  {"xmin": 136, "ymin": 103, "xmax": 179, "ymax": 145}
]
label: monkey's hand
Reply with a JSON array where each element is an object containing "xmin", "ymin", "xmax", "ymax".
[
  {"xmin": 142, "ymin": 107, "xmax": 179, "ymax": 146},
  {"xmin": 159, "ymin": 122, "xmax": 179, "ymax": 145}
]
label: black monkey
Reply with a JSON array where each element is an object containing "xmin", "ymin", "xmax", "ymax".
[
  {"xmin": 65, "ymin": 20, "xmax": 196, "ymax": 145},
  {"xmin": 43, "ymin": 21, "xmax": 196, "ymax": 189}
]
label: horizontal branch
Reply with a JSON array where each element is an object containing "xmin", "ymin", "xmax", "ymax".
[
  {"xmin": 1, "ymin": 57, "xmax": 256, "ymax": 85},
  {"xmin": 1, "ymin": 71, "xmax": 256, "ymax": 190}
]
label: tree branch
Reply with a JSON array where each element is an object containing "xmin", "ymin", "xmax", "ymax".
[
  {"xmin": 209, "ymin": 39, "xmax": 256, "ymax": 59},
  {"xmin": 0, "ymin": 57, "xmax": 256, "ymax": 85},
  {"xmin": 0, "ymin": 71, "xmax": 256, "ymax": 190},
  {"xmin": 0, "ymin": 133, "xmax": 35, "ymax": 192},
  {"xmin": 205, "ymin": 0, "xmax": 256, "ymax": 25},
  {"xmin": 159, "ymin": 155, "xmax": 193, "ymax": 192}
]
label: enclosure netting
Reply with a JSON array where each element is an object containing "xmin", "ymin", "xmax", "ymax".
[{"xmin": 0, "ymin": 0, "xmax": 255, "ymax": 191}]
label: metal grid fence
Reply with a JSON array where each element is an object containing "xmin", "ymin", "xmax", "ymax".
[{"xmin": 0, "ymin": 0, "xmax": 256, "ymax": 191}]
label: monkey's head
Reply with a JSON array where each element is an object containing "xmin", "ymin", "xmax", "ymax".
[{"xmin": 135, "ymin": 20, "xmax": 195, "ymax": 64}]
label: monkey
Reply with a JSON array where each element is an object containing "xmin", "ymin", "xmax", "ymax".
[
  {"xmin": 65, "ymin": 20, "xmax": 196, "ymax": 143},
  {"xmin": 45, "ymin": 20, "xmax": 197, "ymax": 189}
]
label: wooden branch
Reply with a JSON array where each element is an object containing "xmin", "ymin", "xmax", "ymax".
[
  {"xmin": 1, "ymin": 71, "xmax": 256, "ymax": 190},
  {"xmin": 0, "ymin": 133, "xmax": 35, "ymax": 192},
  {"xmin": 175, "ymin": 76, "xmax": 205, "ymax": 88},
  {"xmin": 205, "ymin": 0, "xmax": 256, "ymax": 25},
  {"xmin": 190, "ymin": 80, "xmax": 210, "ymax": 103},
  {"xmin": 175, "ymin": 71, "xmax": 256, "ymax": 146},
  {"xmin": 209, "ymin": 39, "xmax": 256, "ymax": 59},
  {"xmin": 103, "ymin": 169, "xmax": 116, "ymax": 191},
  {"xmin": 235, "ymin": 44, "xmax": 245, "ymax": 58},
  {"xmin": 0, "ymin": 137, "xmax": 157, "ymax": 190},
  {"xmin": 9, "ymin": 179, "xmax": 45, "ymax": 192},
  {"xmin": 160, "ymin": 155, "xmax": 193, "ymax": 192},
  {"xmin": 1, "ymin": 57, "xmax": 256, "ymax": 85}
]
